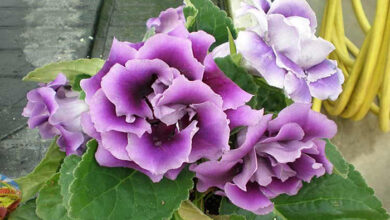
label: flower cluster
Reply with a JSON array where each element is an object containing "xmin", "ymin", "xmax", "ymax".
[
  {"xmin": 191, "ymin": 103, "xmax": 336, "ymax": 214},
  {"xmin": 215, "ymin": 0, "xmax": 344, "ymax": 103},
  {"xmin": 78, "ymin": 8, "xmax": 252, "ymax": 181},
  {"xmin": 22, "ymin": 74, "xmax": 88, "ymax": 155},
  {"xmin": 22, "ymin": 0, "xmax": 340, "ymax": 215}
]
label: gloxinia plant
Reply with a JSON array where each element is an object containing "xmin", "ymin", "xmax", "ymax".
[
  {"xmin": 215, "ymin": 0, "xmax": 344, "ymax": 103},
  {"xmin": 6, "ymin": 0, "xmax": 388, "ymax": 220}
]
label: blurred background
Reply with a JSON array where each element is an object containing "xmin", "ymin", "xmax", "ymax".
[{"xmin": 0, "ymin": 0, "xmax": 388, "ymax": 211}]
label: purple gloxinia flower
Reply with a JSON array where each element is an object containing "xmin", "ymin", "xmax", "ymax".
[
  {"xmin": 191, "ymin": 103, "xmax": 337, "ymax": 215},
  {"xmin": 146, "ymin": 6, "xmax": 188, "ymax": 37},
  {"xmin": 80, "ymin": 23, "xmax": 252, "ymax": 182},
  {"xmin": 22, "ymin": 74, "xmax": 88, "ymax": 155},
  {"xmin": 215, "ymin": 0, "xmax": 344, "ymax": 103}
]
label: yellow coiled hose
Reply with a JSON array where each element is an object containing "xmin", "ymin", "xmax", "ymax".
[{"xmin": 312, "ymin": 0, "xmax": 390, "ymax": 132}]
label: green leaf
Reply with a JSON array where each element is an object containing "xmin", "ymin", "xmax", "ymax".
[
  {"xmin": 59, "ymin": 155, "xmax": 81, "ymax": 210},
  {"xmin": 252, "ymin": 77, "xmax": 289, "ymax": 114},
  {"xmin": 184, "ymin": 0, "xmax": 237, "ymax": 49},
  {"xmin": 177, "ymin": 200, "xmax": 212, "ymax": 220},
  {"xmin": 23, "ymin": 58, "xmax": 104, "ymax": 84},
  {"xmin": 36, "ymin": 173, "xmax": 71, "ymax": 220},
  {"xmin": 143, "ymin": 27, "xmax": 156, "ymax": 41},
  {"xmin": 16, "ymin": 139, "xmax": 65, "ymax": 203},
  {"xmin": 220, "ymin": 140, "xmax": 389, "ymax": 220},
  {"xmin": 71, "ymin": 74, "xmax": 91, "ymax": 92},
  {"xmin": 68, "ymin": 140, "xmax": 194, "ymax": 220},
  {"xmin": 8, "ymin": 199, "xmax": 40, "ymax": 220},
  {"xmin": 214, "ymin": 55, "xmax": 258, "ymax": 96},
  {"xmin": 219, "ymin": 197, "xmax": 282, "ymax": 220},
  {"xmin": 324, "ymin": 139, "xmax": 349, "ymax": 177},
  {"xmin": 227, "ymin": 27, "xmax": 237, "ymax": 55}
]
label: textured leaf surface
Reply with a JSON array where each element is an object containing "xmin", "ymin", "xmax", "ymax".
[
  {"xmin": 36, "ymin": 173, "xmax": 71, "ymax": 220},
  {"xmin": 220, "ymin": 140, "xmax": 389, "ymax": 220},
  {"xmin": 59, "ymin": 155, "xmax": 81, "ymax": 210},
  {"xmin": 253, "ymin": 77, "xmax": 289, "ymax": 113},
  {"xmin": 69, "ymin": 140, "xmax": 194, "ymax": 220},
  {"xmin": 23, "ymin": 58, "xmax": 104, "ymax": 84},
  {"xmin": 177, "ymin": 200, "xmax": 212, "ymax": 220},
  {"xmin": 16, "ymin": 139, "xmax": 65, "ymax": 203},
  {"xmin": 8, "ymin": 199, "xmax": 40, "ymax": 220},
  {"xmin": 184, "ymin": 0, "xmax": 237, "ymax": 48}
]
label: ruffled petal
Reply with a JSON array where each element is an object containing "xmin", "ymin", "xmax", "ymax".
[
  {"xmin": 284, "ymin": 72, "xmax": 312, "ymax": 103},
  {"xmin": 256, "ymin": 140, "xmax": 314, "ymax": 163},
  {"xmin": 267, "ymin": 103, "xmax": 337, "ymax": 140},
  {"xmin": 225, "ymin": 183, "xmax": 274, "ymax": 215},
  {"xmin": 101, "ymin": 131, "xmax": 130, "ymax": 161},
  {"xmin": 268, "ymin": 0, "xmax": 317, "ymax": 30},
  {"xmin": 203, "ymin": 54, "xmax": 253, "ymax": 110},
  {"xmin": 190, "ymin": 102, "xmax": 230, "ymax": 162},
  {"xmin": 156, "ymin": 75, "xmax": 223, "ymax": 108},
  {"xmin": 236, "ymin": 31, "xmax": 286, "ymax": 88},
  {"xmin": 137, "ymin": 34, "xmax": 204, "ymax": 80},
  {"xmin": 290, "ymin": 153, "xmax": 326, "ymax": 182},
  {"xmin": 225, "ymin": 106, "xmax": 263, "ymax": 129},
  {"xmin": 190, "ymin": 160, "xmax": 241, "ymax": 192},
  {"xmin": 81, "ymin": 112, "xmax": 101, "ymax": 140},
  {"xmin": 308, "ymin": 63, "xmax": 344, "ymax": 100},
  {"xmin": 56, "ymin": 126, "xmax": 84, "ymax": 155},
  {"xmin": 188, "ymin": 31, "xmax": 215, "ymax": 62},
  {"xmin": 101, "ymin": 60, "xmax": 174, "ymax": 120},
  {"xmin": 222, "ymin": 114, "xmax": 272, "ymax": 162},
  {"xmin": 95, "ymin": 143, "xmax": 163, "ymax": 182},
  {"xmin": 233, "ymin": 149, "xmax": 258, "ymax": 191},
  {"xmin": 261, "ymin": 177, "xmax": 302, "ymax": 198},
  {"xmin": 81, "ymin": 38, "xmax": 138, "ymax": 104},
  {"xmin": 89, "ymin": 89, "xmax": 151, "ymax": 136},
  {"xmin": 261, "ymin": 122, "xmax": 305, "ymax": 143},
  {"xmin": 126, "ymin": 121, "xmax": 198, "ymax": 175}
]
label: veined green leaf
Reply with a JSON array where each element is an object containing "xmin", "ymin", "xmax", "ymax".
[
  {"xmin": 36, "ymin": 173, "xmax": 71, "ymax": 220},
  {"xmin": 68, "ymin": 140, "xmax": 194, "ymax": 220},
  {"xmin": 177, "ymin": 200, "xmax": 212, "ymax": 220},
  {"xmin": 23, "ymin": 58, "xmax": 104, "ymax": 84},
  {"xmin": 59, "ymin": 155, "xmax": 81, "ymax": 210},
  {"xmin": 184, "ymin": 0, "xmax": 237, "ymax": 49},
  {"xmin": 16, "ymin": 139, "xmax": 65, "ymax": 203}
]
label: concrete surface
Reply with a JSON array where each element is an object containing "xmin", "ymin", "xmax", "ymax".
[{"xmin": 0, "ymin": 0, "xmax": 101, "ymax": 177}]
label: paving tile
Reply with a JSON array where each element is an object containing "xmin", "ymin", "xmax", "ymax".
[
  {"xmin": 0, "ymin": 0, "xmax": 102, "ymax": 176},
  {"xmin": 0, "ymin": 128, "xmax": 51, "ymax": 178},
  {"xmin": 0, "ymin": 49, "xmax": 35, "ymax": 78},
  {"xmin": 0, "ymin": 79, "xmax": 35, "ymax": 107}
]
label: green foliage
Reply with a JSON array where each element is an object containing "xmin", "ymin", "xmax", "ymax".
[
  {"xmin": 214, "ymin": 55, "xmax": 289, "ymax": 112},
  {"xmin": 183, "ymin": 0, "xmax": 237, "ymax": 49},
  {"xmin": 68, "ymin": 140, "xmax": 195, "ymax": 220},
  {"xmin": 15, "ymin": 139, "xmax": 65, "ymax": 203},
  {"xmin": 59, "ymin": 155, "xmax": 81, "ymax": 210},
  {"xmin": 36, "ymin": 174, "xmax": 71, "ymax": 220},
  {"xmin": 219, "ymin": 140, "xmax": 389, "ymax": 220},
  {"xmin": 177, "ymin": 200, "xmax": 212, "ymax": 220},
  {"xmin": 252, "ymin": 77, "xmax": 290, "ymax": 113},
  {"xmin": 215, "ymin": 55, "xmax": 258, "ymax": 96},
  {"xmin": 7, "ymin": 199, "xmax": 40, "ymax": 220},
  {"xmin": 71, "ymin": 74, "xmax": 91, "ymax": 92},
  {"xmin": 23, "ymin": 58, "xmax": 104, "ymax": 84},
  {"xmin": 143, "ymin": 27, "xmax": 156, "ymax": 41}
]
